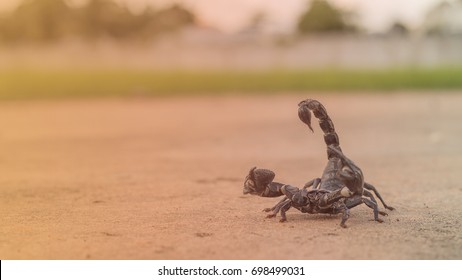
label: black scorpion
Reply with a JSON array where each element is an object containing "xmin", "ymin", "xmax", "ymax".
[{"xmin": 243, "ymin": 99, "xmax": 394, "ymax": 227}]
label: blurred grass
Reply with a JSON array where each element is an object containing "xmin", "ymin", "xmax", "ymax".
[{"xmin": 1, "ymin": 67, "xmax": 462, "ymax": 99}]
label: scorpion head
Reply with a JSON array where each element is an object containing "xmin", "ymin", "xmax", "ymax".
[{"xmin": 243, "ymin": 167, "xmax": 275, "ymax": 195}]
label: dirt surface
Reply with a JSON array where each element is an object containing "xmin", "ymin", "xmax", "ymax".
[{"xmin": 0, "ymin": 93, "xmax": 461, "ymax": 259}]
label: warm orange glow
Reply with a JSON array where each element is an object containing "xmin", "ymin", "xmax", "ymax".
[{"xmin": 0, "ymin": 0, "xmax": 446, "ymax": 32}]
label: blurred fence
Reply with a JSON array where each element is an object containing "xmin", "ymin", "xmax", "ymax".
[{"xmin": 1, "ymin": 30, "xmax": 462, "ymax": 70}]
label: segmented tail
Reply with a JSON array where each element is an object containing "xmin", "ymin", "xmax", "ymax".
[{"xmin": 298, "ymin": 99, "xmax": 341, "ymax": 158}]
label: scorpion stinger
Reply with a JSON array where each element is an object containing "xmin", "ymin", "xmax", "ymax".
[{"xmin": 298, "ymin": 99, "xmax": 341, "ymax": 159}]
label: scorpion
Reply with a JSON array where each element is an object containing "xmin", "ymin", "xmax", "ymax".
[{"xmin": 243, "ymin": 99, "xmax": 394, "ymax": 227}]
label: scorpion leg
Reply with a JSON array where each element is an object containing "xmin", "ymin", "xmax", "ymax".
[
  {"xmin": 266, "ymin": 185, "xmax": 301, "ymax": 219},
  {"xmin": 339, "ymin": 204, "xmax": 350, "ymax": 228},
  {"xmin": 331, "ymin": 202, "xmax": 350, "ymax": 228},
  {"xmin": 279, "ymin": 201, "xmax": 292, "ymax": 223},
  {"xmin": 263, "ymin": 197, "xmax": 288, "ymax": 212},
  {"xmin": 264, "ymin": 197, "xmax": 289, "ymax": 216},
  {"xmin": 362, "ymin": 197, "xmax": 384, "ymax": 223},
  {"xmin": 363, "ymin": 190, "xmax": 388, "ymax": 216},
  {"xmin": 303, "ymin": 178, "xmax": 321, "ymax": 190},
  {"xmin": 344, "ymin": 195, "xmax": 363, "ymax": 209},
  {"xmin": 364, "ymin": 182, "xmax": 395, "ymax": 211}
]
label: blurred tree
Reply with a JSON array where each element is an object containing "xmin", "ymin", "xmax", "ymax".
[
  {"xmin": 0, "ymin": 0, "xmax": 76, "ymax": 42},
  {"xmin": 248, "ymin": 11, "xmax": 267, "ymax": 32},
  {"xmin": 0, "ymin": 0, "xmax": 196, "ymax": 43},
  {"xmin": 297, "ymin": 0, "xmax": 353, "ymax": 34},
  {"xmin": 423, "ymin": 0, "xmax": 462, "ymax": 36},
  {"xmin": 78, "ymin": 0, "xmax": 136, "ymax": 39},
  {"xmin": 387, "ymin": 21, "xmax": 410, "ymax": 36},
  {"xmin": 128, "ymin": 4, "xmax": 195, "ymax": 39},
  {"xmin": 148, "ymin": 4, "xmax": 195, "ymax": 34}
]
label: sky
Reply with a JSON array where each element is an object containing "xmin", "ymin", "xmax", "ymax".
[{"xmin": 0, "ymin": 0, "xmax": 448, "ymax": 33}]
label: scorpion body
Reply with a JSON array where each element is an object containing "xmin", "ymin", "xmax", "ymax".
[{"xmin": 243, "ymin": 99, "xmax": 394, "ymax": 227}]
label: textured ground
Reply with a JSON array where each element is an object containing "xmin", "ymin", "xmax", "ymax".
[{"xmin": 0, "ymin": 92, "xmax": 461, "ymax": 259}]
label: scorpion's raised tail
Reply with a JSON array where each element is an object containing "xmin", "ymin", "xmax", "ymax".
[{"xmin": 298, "ymin": 99, "xmax": 340, "ymax": 158}]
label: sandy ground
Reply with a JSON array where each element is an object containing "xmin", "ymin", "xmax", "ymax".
[{"xmin": 0, "ymin": 92, "xmax": 461, "ymax": 259}]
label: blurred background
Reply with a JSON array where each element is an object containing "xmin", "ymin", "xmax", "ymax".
[
  {"xmin": 1, "ymin": 1, "xmax": 462, "ymax": 260},
  {"xmin": 1, "ymin": 0, "xmax": 462, "ymax": 98}
]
